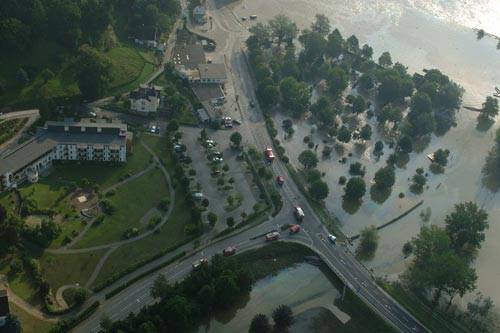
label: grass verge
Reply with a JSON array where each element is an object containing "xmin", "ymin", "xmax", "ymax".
[{"xmin": 10, "ymin": 303, "xmax": 54, "ymax": 333}]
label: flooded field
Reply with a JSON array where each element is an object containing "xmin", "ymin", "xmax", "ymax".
[{"xmin": 231, "ymin": 0, "xmax": 500, "ymax": 306}]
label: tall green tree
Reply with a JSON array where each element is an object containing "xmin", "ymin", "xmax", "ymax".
[
  {"xmin": 327, "ymin": 66, "xmax": 348, "ymax": 98},
  {"xmin": 269, "ymin": 15, "xmax": 297, "ymax": 46},
  {"xmin": 326, "ymin": 29, "xmax": 344, "ymax": 58},
  {"xmin": 356, "ymin": 225, "xmax": 379, "ymax": 260},
  {"xmin": 311, "ymin": 14, "xmax": 330, "ymax": 36},
  {"xmin": 249, "ymin": 314, "xmax": 271, "ymax": 333},
  {"xmin": 279, "ymin": 76, "xmax": 311, "ymax": 117},
  {"xmin": 298, "ymin": 150, "xmax": 318, "ymax": 169},
  {"xmin": 75, "ymin": 44, "xmax": 111, "ymax": 99},
  {"xmin": 445, "ymin": 202, "xmax": 489, "ymax": 258},
  {"xmin": 373, "ymin": 165, "xmax": 395, "ymax": 190},
  {"xmin": 344, "ymin": 177, "xmax": 366, "ymax": 201},
  {"xmin": 272, "ymin": 305, "xmax": 294, "ymax": 331},
  {"xmin": 378, "ymin": 51, "xmax": 393, "ymax": 67}
]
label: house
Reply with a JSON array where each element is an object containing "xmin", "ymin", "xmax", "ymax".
[
  {"xmin": 129, "ymin": 84, "xmax": 163, "ymax": 113},
  {"xmin": 0, "ymin": 120, "xmax": 132, "ymax": 192},
  {"xmin": 193, "ymin": 6, "xmax": 206, "ymax": 24},
  {"xmin": 0, "ymin": 290, "xmax": 9, "ymax": 327}
]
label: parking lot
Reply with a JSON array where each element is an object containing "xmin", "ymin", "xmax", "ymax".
[{"xmin": 180, "ymin": 126, "xmax": 260, "ymax": 231}]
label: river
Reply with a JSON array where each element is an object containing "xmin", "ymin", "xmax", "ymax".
[
  {"xmin": 230, "ymin": 0, "xmax": 500, "ymax": 308},
  {"xmin": 196, "ymin": 263, "xmax": 392, "ymax": 332}
]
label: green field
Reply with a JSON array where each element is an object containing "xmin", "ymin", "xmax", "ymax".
[
  {"xmin": 73, "ymin": 168, "xmax": 170, "ymax": 248},
  {"xmin": 39, "ymin": 250, "xmax": 107, "ymax": 292}
]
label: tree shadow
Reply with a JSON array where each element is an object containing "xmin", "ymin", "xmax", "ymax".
[
  {"xmin": 342, "ymin": 197, "xmax": 362, "ymax": 215},
  {"xmin": 212, "ymin": 292, "xmax": 251, "ymax": 324},
  {"xmin": 354, "ymin": 142, "xmax": 367, "ymax": 157},
  {"xmin": 370, "ymin": 186, "xmax": 392, "ymax": 205},
  {"xmin": 476, "ymin": 117, "xmax": 494, "ymax": 132}
]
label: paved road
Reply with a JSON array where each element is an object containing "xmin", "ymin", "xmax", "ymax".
[
  {"xmin": 0, "ymin": 109, "xmax": 40, "ymax": 153},
  {"xmin": 74, "ymin": 2, "xmax": 428, "ymax": 332}
]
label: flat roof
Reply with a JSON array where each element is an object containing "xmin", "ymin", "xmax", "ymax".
[
  {"xmin": 45, "ymin": 120, "xmax": 127, "ymax": 131},
  {"xmin": 198, "ymin": 64, "xmax": 227, "ymax": 80}
]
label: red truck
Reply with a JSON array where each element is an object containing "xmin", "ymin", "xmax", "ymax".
[
  {"xmin": 289, "ymin": 224, "xmax": 301, "ymax": 234},
  {"xmin": 265, "ymin": 231, "xmax": 280, "ymax": 241},
  {"xmin": 264, "ymin": 146, "xmax": 275, "ymax": 162}
]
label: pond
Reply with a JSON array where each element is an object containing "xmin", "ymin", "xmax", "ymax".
[{"xmin": 196, "ymin": 263, "xmax": 367, "ymax": 333}]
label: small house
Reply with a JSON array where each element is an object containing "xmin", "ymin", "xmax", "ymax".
[{"xmin": 129, "ymin": 84, "xmax": 163, "ymax": 114}]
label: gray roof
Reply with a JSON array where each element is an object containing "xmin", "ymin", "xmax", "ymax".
[
  {"xmin": 0, "ymin": 130, "xmax": 127, "ymax": 175},
  {"xmin": 198, "ymin": 64, "xmax": 227, "ymax": 80},
  {"xmin": 45, "ymin": 120, "xmax": 127, "ymax": 131}
]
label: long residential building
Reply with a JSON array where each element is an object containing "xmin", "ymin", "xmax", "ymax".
[{"xmin": 0, "ymin": 120, "xmax": 132, "ymax": 192}]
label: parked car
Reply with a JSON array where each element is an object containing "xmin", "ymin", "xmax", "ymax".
[
  {"xmin": 328, "ymin": 234, "xmax": 337, "ymax": 245},
  {"xmin": 265, "ymin": 231, "xmax": 280, "ymax": 241},
  {"xmin": 276, "ymin": 175, "xmax": 285, "ymax": 186},
  {"xmin": 223, "ymin": 246, "xmax": 237, "ymax": 256},
  {"xmin": 289, "ymin": 224, "xmax": 301, "ymax": 234},
  {"xmin": 89, "ymin": 111, "xmax": 97, "ymax": 117},
  {"xmin": 294, "ymin": 206, "xmax": 305, "ymax": 221},
  {"xmin": 150, "ymin": 125, "xmax": 156, "ymax": 133},
  {"xmin": 264, "ymin": 146, "xmax": 275, "ymax": 162},
  {"xmin": 193, "ymin": 192, "xmax": 204, "ymax": 200},
  {"xmin": 250, "ymin": 14, "xmax": 257, "ymax": 20}
]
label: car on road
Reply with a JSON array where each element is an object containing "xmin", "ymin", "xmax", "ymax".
[
  {"xmin": 328, "ymin": 234, "xmax": 337, "ymax": 245},
  {"xmin": 223, "ymin": 246, "xmax": 237, "ymax": 256},
  {"xmin": 276, "ymin": 175, "xmax": 285, "ymax": 186},
  {"xmin": 264, "ymin": 146, "xmax": 275, "ymax": 162},
  {"xmin": 89, "ymin": 111, "xmax": 97, "ymax": 117},
  {"xmin": 241, "ymin": 16, "xmax": 247, "ymax": 21},
  {"xmin": 192, "ymin": 257, "xmax": 209, "ymax": 270},
  {"xmin": 289, "ymin": 224, "xmax": 300, "ymax": 234},
  {"xmin": 265, "ymin": 231, "xmax": 280, "ymax": 241},
  {"xmin": 294, "ymin": 206, "xmax": 305, "ymax": 221}
]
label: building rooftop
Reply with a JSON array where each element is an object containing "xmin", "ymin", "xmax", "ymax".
[
  {"xmin": 173, "ymin": 43, "xmax": 206, "ymax": 69},
  {"xmin": 0, "ymin": 122, "xmax": 128, "ymax": 175},
  {"xmin": 45, "ymin": 120, "xmax": 128, "ymax": 131},
  {"xmin": 198, "ymin": 64, "xmax": 227, "ymax": 81},
  {"xmin": 130, "ymin": 85, "xmax": 162, "ymax": 101}
]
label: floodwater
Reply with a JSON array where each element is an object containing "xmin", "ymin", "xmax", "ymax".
[
  {"xmin": 196, "ymin": 263, "xmax": 351, "ymax": 332},
  {"xmin": 231, "ymin": 0, "xmax": 500, "ymax": 306}
]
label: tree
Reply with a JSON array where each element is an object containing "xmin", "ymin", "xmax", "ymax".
[
  {"xmin": 433, "ymin": 148, "xmax": 450, "ymax": 166},
  {"xmin": 311, "ymin": 97, "xmax": 335, "ymax": 127},
  {"xmin": 445, "ymin": 202, "xmax": 489, "ymax": 258},
  {"xmin": 161, "ymin": 295, "xmax": 194, "ymax": 331},
  {"xmin": 311, "ymin": 14, "xmax": 330, "ymax": 36},
  {"xmin": 73, "ymin": 288, "xmax": 88, "ymax": 305},
  {"xmin": 326, "ymin": 66, "xmax": 348, "ymax": 97},
  {"xmin": 356, "ymin": 226, "xmax": 379, "ymax": 260},
  {"xmin": 361, "ymin": 44, "xmax": 373, "ymax": 59},
  {"xmin": 359, "ymin": 72, "xmax": 375, "ymax": 91},
  {"xmin": 298, "ymin": 150, "xmax": 318, "ymax": 169},
  {"xmin": 75, "ymin": 44, "xmax": 111, "ymax": 99},
  {"xmin": 326, "ymin": 29, "xmax": 344, "ymax": 59},
  {"xmin": 15, "ymin": 68, "xmax": 29, "ymax": 86},
  {"xmin": 257, "ymin": 84, "xmax": 280, "ymax": 108},
  {"xmin": 0, "ymin": 18, "xmax": 31, "ymax": 53},
  {"xmin": 360, "ymin": 124, "xmax": 372, "ymax": 141},
  {"xmin": 151, "ymin": 274, "xmax": 171, "ymax": 299},
  {"xmin": 249, "ymin": 23, "xmax": 271, "ymax": 48},
  {"xmin": 402, "ymin": 241, "xmax": 413, "ymax": 257},
  {"xmin": 344, "ymin": 177, "xmax": 366, "ymax": 201},
  {"xmin": 269, "ymin": 15, "xmax": 297, "ymax": 46},
  {"xmin": 398, "ymin": 136, "xmax": 413, "ymax": 154},
  {"xmin": 464, "ymin": 293, "xmax": 495, "ymax": 333},
  {"xmin": 352, "ymin": 96, "xmax": 366, "ymax": 114},
  {"xmin": 226, "ymin": 217, "xmax": 235, "ymax": 228},
  {"xmin": 207, "ymin": 212, "xmax": 218, "ymax": 227},
  {"xmin": 299, "ymin": 30, "xmax": 327, "ymax": 63},
  {"xmin": 100, "ymin": 314, "xmax": 113, "ymax": 332},
  {"xmin": 167, "ymin": 119, "xmax": 179, "ymax": 132},
  {"xmin": 337, "ymin": 125, "xmax": 351, "ymax": 144},
  {"xmin": 349, "ymin": 162, "xmax": 365, "ymax": 176},
  {"xmin": 374, "ymin": 141, "xmax": 384, "ymax": 156},
  {"xmin": 378, "ymin": 51, "xmax": 393, "ymax": 67},
  {"xmin": 280, "ymin": 76, "xmax": 311, "ymax": 117},
  {"xmin": 373, "ymin": 165, "xmax": 395, "ymax": 190},
  {"xmin": 309, "ymin": 179, "xmax": 329, "ymax": 201},
  {"xmin": 346, "ymin": 35, "xmax": 359, "ymax": 54},
  {"xmin": 407, "ymin": 225, "xmax": 477, "ymax": 306},
  {"xmin": 407, "ymin": 92, "xmax": 435, "ymax": 136},
  {"xmin": 249, "ymin": 314, "xmax": 271, "ymax": 333},
  {"xmin": 478, "ymin": 96, "xmax": 499, "ymax": 122},
  {"xmin": 477, "ymin": 29, "xmax": 485, "ymax": 40},
  {"xmin": 377, "ymin": 105, "xmax": 402, "ymax": 124},
  {"xmin": 272, "ymin": 304, "xmax": 293, "ymax": 331},
  {"xmin": 40, "ymin": 68, "xmax": 55, "ymax": 83},
  {"xmin": 230, "ymin": 131, "xmax": 242, "ymax": 148},
  {"xmin": 410, "ymin": 173, "xmax": 426, "ymax": 194}
]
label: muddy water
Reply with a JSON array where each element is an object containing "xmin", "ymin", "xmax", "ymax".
[
  {"xmin": 231, "ymin": 0, "xmax": 500, "ymax": 306},
  {"xmin": 196, "ymin": 263, "xmax": 348, "ymax": 332}
]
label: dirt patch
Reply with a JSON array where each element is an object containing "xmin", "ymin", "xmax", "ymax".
[{"xmin": 70, "ymin": 189, "xmax": 98, "ymax": 211}]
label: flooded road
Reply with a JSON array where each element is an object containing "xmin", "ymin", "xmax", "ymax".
[
  {"xmin": 230, "ymin": 0, "xmax": 500, "ymax": 306},
  {"xmin": 196, "ymin": 263, "xmax": 347, "ymax": 332}
]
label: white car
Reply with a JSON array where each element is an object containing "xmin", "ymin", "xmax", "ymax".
[
  {"xmin": 328, "ymin": 234, "xmax": 337, "ymax": 244},
  {"xmin": 150, "ymin": 125, "xmax": 156, "ymax": 133}
]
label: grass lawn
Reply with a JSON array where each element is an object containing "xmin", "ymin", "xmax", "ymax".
[
  {"xmin": 0, "ymin": 260, "xmax": 41, "ymax": 307},
  {"xmin": 39, "ymin": 249, "xmax": 107, "ymax": 292},
  {"xmin": 47, "ymin": 137, "xmax": 152, "ymax": 189},
  {"xmin": 91, "ymin": 183, "xmax": 189, "ymax": 288},
  {"xmin": 10, "ymin": 303, "xmax": 54, "ymax": 333},
  {"xmin": 73, "ymin": 168, "xmax": 169, "ymax": 248}
]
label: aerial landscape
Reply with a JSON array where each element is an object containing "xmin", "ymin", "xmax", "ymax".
[{"xmin": 0, "ymin": 0, "xmax": 499, "ymax": 332}]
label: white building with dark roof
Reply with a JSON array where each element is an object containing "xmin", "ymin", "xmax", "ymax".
[
  {"xmin": 129, "ymin": 84, "xmax": 163, "ymax": 113},
  {"xmin": 0, "ymin": 120, "xmax": 131, "ymax": 192}
]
